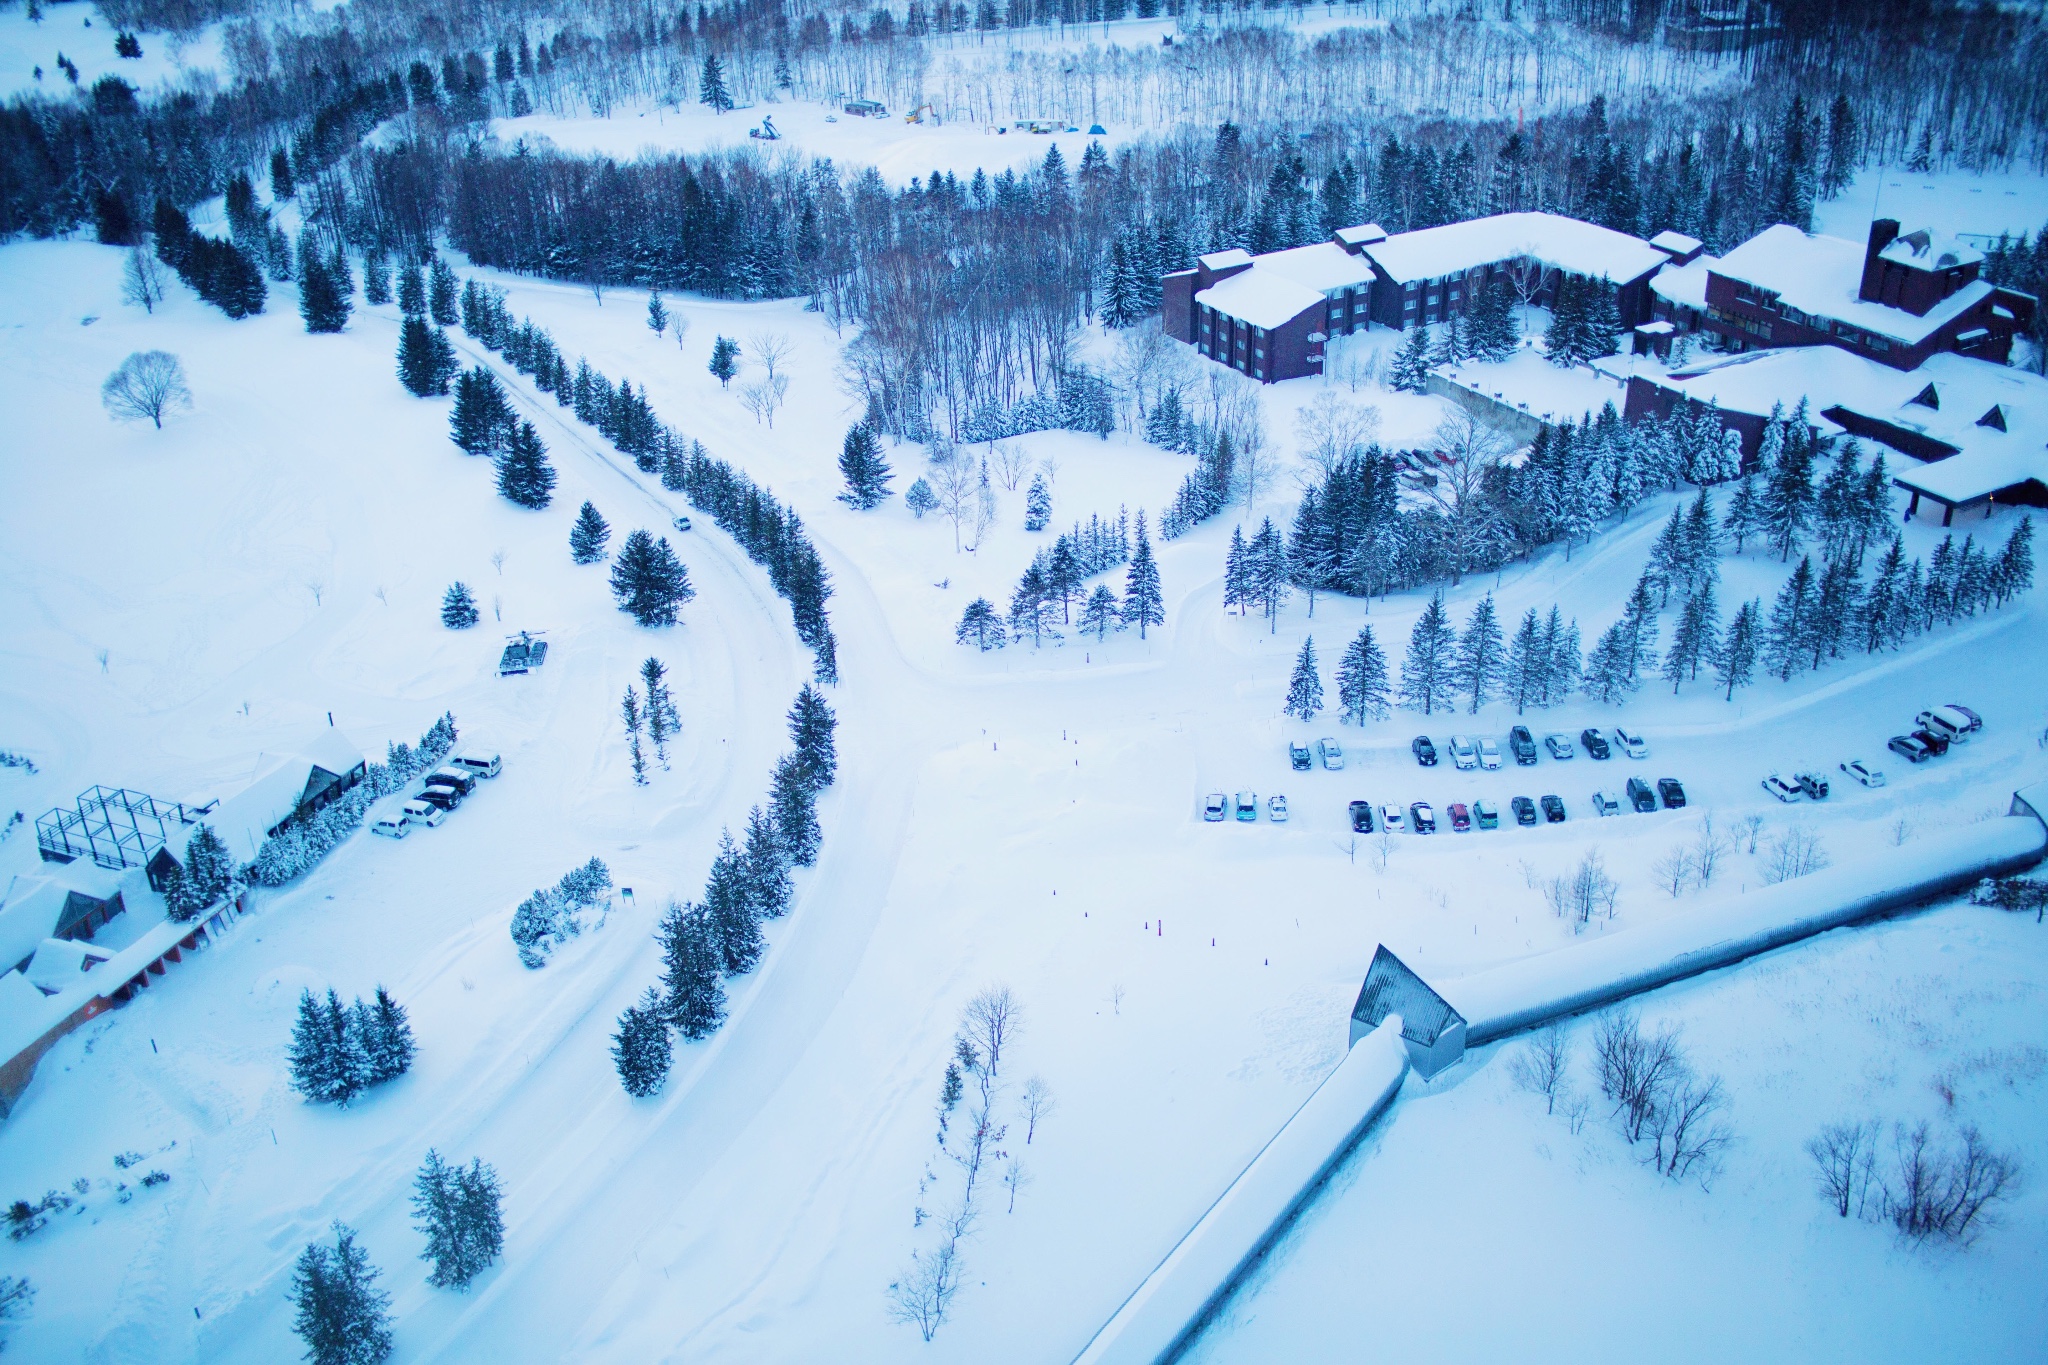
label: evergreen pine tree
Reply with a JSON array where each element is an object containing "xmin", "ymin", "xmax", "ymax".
[
  {"xmin": 178, "ymin": 824, "xmax": 235, "ymax": 913},
  {"xmin": 1722, "ymin": 468, "xmax": 1764, "ymax": 552},
  {"xmin": 441, "ymin": 582, "xmax": 479, "ymax": 628},
  {"xmin": 412, "ymin": 1151, "xmax": 463, "ymax": 1288},
  {"xmin": 449, "ymin": 368, "xmax": 513, "ymax": 454},
  {"xmin": 646, "ymin": 292, "xmax": 668, "ymax": 333},
  {"xmin": 428, "ymin": 259, "xmax": 459, "ymax": 325},
  {"xmin": 612, "ymin": 987, "xmax": 674, "ymax": 1095},
  {"xmin": 398, "ymin": 316, "xmax": 457, "ymax": 396},
  {"xmin": 1581, "ymin": 278, "xmax": 1621, "ymax": 357},
  {"xmin": 1546, "ymin": 610, "xmax": 1584, "ymax": 702},
  {"xmin": 661, "ymin": 900, "xmax": 729, "ymax": 1038},
  {"xmin": 955, "ymin": 597, "xmax": 1006, "ymax": 651},
  {"xmin": 1585, "ymin": 620, "xmax": 1635, "ymax": 704},
  {"xmin": 742, "ymin": 804, "xmax": 793, "ymax": 919},
  {"xmin": 1024, "ymin": 472, "xmax": 1052, "ymax": 531},
  {"xmin": 1764, "ymin": 556, "xmax": 1816, "ymax": 679},
  {"xmin": 362, "ymin": 986, "xmax": 415, "ymax": 1084},
  {"xmin": 569, "ymin": 502, "xmax": 611, "ymax": 564},
  {"xmin": 770, "ymin": 752, "xmax": 823, "ymax": 865},
  {"xmin": 1399, "ymin": 592, "xmax": 1456, "ymax": 714},
  {"xmin": 787, "ymin": 684, "xmax": 838, "ymax": 788},
  {"xmin": 1857, "ymin": 533, "xmax": 1906, "ymax": 651},
  {"xmin": 1543, "ymin": 275, "xmax": 1586, "ymax": 366},
  {"xmin": 621, "ymin": 686, "xmax": 647, "ymax": 786},
  {"xmin": 1223, "ymin": 525, "xmax": 1250, "ymax": 615},
  {"xmin": 1455, "ymin": 592, "xmax": 1505, "ymax": 713},
  {"xmin": 1122, "ymin": 512, "xmax": 1165, "ymax": 639},
  {"xmin": 836, "ymin": 423, "xmax": 893, "ymax": 509},
  {"xmin": 1663, "ymin": 581, "xmax": 1721, "ymax": 692},
  {"xmin": 496, "ymin": 422, "xmax": 556, "ymax": 509},
  {"xmin": 1762, "ymin": 417, "xmax": 1816, "ymax": 561},
  {"xmin": 1809, "ymin": 554, "xmax": 1860, "ymax": 667},
  {"xmin": 702, "ymin": 830, "xmax": 763, "ymax": 976},
  {"xmin": 288, "ymin": 1224, "xmax": 393, "ymax": 1365},
  {"xmin": 298, "ymin": 235, "xmax": 350, "ymax": 334},
  {"xmin": 699, "ymin": 53, "xmax": 733, "ymax": 112},
  {"xmin": 324, "ymin": 989, "xmax": 367, "ymax": 1105},
  {"xmin": 1504, "ymin": 607, "xmax": 1544, "ymax": 713},
  {"xmin": 905, "ymin": 477, "xmax": 938, "ymax": 518},
  {"xmin": 363, "ymin": 251, "xmax": 391, "ymax": 306},
  {"xmin": 396, "ymin": 264, "xmax": 426, "ymax": 317},
  {"xmin": 1283, "ymin": 637, "xmax": 1324, "ymax": 721},
  {"xmin": 1389, "ymin": 323, "xmax": 1434, "ymax": 392},
  {"xmin": 1144, "ymin": 387, "xmax": 1185, "ymax": 448},
  {"xmin": 1078, "ymin": 584, "xmax": 1121, "ymax": 640},
  {"xmin": 289, "ymin": 989, "xmax": 343, "ymax": 1104},
  {"xmin": 609, "ymin": 531, "xmax": 695, "ymax": 627},
  {"xmin": 1247, "ymin": 517, "xmax": 1288, "ymax": 633},
  {"xmin": 1647, "ymin": 505, "xmax": 1686, "ymax": 606},
  {"xmin": 1993, "ymin": 517, "xmax": 2035, "ymax": 605},
  {"xmin": 708, "ymin": 335, "xmax": 739, "ymax": 387},
  {"xmin": 640, "ymin": 657, "xmax": 679, "ymax": 767},
  {"xmin": 1336, "ymin": 625, "xmax": 1391, "ymax": 724},
  {"xmin": 1719, "ymin": 598, "xmax": 1761, "ymax": 698}
]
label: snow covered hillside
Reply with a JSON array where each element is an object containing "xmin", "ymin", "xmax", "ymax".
[{"xmin": 1, "ymin": 221, "xmax": 2044, "ymax": 1365}]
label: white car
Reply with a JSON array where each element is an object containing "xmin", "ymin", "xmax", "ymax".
[
  {"xmin": 1268, "ymin": 794, "xmax": 1288, "ymax": 822},
  {"xmin": 1380, "ymin": 803, "xmax": 1406, "ymax": 833},
  {"xmin": 1590, "ymin": 790, "xmax": 1621, "ymax": 817},
  {"xmin": 1915, "ymin": 706, "xmax": 1975, "ymax": 744},
  {"xmin": 1477, "ymin": 737, "xmax": 1503, "ymax": 770},
  {"xmin": 371, "ymin": 815, "xmax": 410, "ymax": 839},
  {"xmin": 1318, "ymin": 738, "xmax": 1345, "ymax": 771},
  {"xmin": 402, "ymin": 799, "xmax": 447, "ymax": 827},
  {"xmin": 1840, "ymin": 759, "xmax": 1886, "ymax": 788},
  {"xmin": 1761, "ymin": 773, "xmax": 1803, "ymax": 803},
  {"xmin": 1203, "ymin": 793, "xmax": 1228, "ymax": 822},
  {"xmin": 1448, "ymin": 735, "xmax": 1479, "ymax": 771},
  {"xmin": 1613, "ymin": 726, "xmax": 1649, "ymax": 759},
  {"xmin": 452, "ymin": 751, "xmax": 502, "ymax": 779}
]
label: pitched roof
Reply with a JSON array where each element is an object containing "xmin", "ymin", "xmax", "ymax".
[
  {"xmin": 203, "ymin": 728, "xmax": 364, "ymax": 861},
  {"xmin": 1359, "ymin": 211, "xmax": 1667, "ymax": 285},
  {"xmin": 1195, "ymin": 269, "xmax": 1325, "ymax": 331},
  {"xmin": 1712, "ymin": 225, "xmax": 1994, "ymax": 345},
  {"xmin": 1878, "ymin": 227, "xmax": 1983, "ymax": 271},
  {"xmin": 1649, "ymin": 254, "xmax": 1717, "ymax": 311},
  {"xmin": 0, "ymin": 878, "xmax": 71, "ymax": 974},
  {"xmin": 1350, "ymin": 945, "xmax": 1465, "ymax": 1048}
]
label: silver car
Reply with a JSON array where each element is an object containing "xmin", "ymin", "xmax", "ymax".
[
  {"xmin": 1477, "ymin": 737, "xmax": 1503, "ymax": 770},
  {"xmin": 1318, "ymin": 738, "xmax": 1345, "ymax": 771}
]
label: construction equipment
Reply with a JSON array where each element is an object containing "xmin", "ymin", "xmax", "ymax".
[
  {"xmin": 904, "ymin": 102, "xmax": 938, "ymax": 125},
  {"xmin": 749, "ymin": 114, "xmax": 781, "ymax": 140},
  {"xmin": 498, "ymin": 630, "xmax": 550, "ymax": 677}
]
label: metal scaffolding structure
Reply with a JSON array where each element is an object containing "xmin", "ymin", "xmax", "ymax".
[{"xmin": 35, "ymin": 786, "xmax": 195, "ymax": 871}]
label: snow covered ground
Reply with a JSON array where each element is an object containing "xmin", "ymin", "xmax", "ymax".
[
  {"xmin": 1818, "ymin": 168, "xmax": 2048, "ymax": 244},
  {"xmin": 1, "ymin": 223, "xmax": 2044, "ymax": 1365},
  {"xmin": 1184, "ymin": 901, "xmax": 2048, "ymax": 1363},
  {"xmin": 0, "ymin": 5, "xmax": 225, "ymax": 100}
]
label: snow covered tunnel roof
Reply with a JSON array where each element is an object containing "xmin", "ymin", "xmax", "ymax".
[
  {"xmin": 1351, "ymin": 945, "xmax": 1465, "ymax": 1049},
  {"xmin": 1357, "ymin": 212, "xmax": 1667, "ymax": 286}
]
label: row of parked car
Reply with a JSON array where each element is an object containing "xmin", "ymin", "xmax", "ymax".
[
  {"xmin": 1339, "ymin": 774, "xmax": 1688, "ymax": 835},
  {"xmin": 1290, "ymin": 724, "xmax": 1652, "ymax": 775},
  {"xmin": 370, "ymin": 752, "xmax": 502, "ymax": 836},
  {"xmin": 1887, "ymin": 704, "xmax": 1982, "ymax": 765}
]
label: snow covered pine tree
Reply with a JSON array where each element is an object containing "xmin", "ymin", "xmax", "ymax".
[
  {"xmin": 442, "ymin": 581, "xmax": 479, "ymax": 628},
  {"xmin": 288, "ymin": 1223, "xmax": 393, "ymax": 1365},
  {"xmin": 412, "ymin": 1150, "xmax": 505, "ymax": 1290},
  {"xmin": 569, "ymin": 501, "xmax": 611, "ymax": 564},
  {"xmin": 837, "ymin": 422, "xmax": 894, "ymax": 509},
  {"xmin": 609, "ymin": 531, "xmax": 695, "ymax": 626},
  {"xmin": 496, "ymin": 422, "xmax": 556, "ymax": 509}
]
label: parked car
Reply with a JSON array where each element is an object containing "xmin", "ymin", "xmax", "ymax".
[
  {"xmin": 1613, "ymin": 726, "xmax": 1649, "ymax": 760},
  {"xmin": 1624, "ymin": 776, "xmax": 1657, "ymax": 813},
  {"xmin": 1916, "ymin": 706, "xmax": 1975, "ymax": 744},
  {"xmin": 401, "ymin": 799, "xmax": 446, "ymax": 827},
  {"xmin": 1540, "ymin": 794, "xmax": 1567, "ymax": 823},
  {"xmin": 1579, "ymin": 728, "xmax": 1612, "ymax": 760},
  {"xmin": 1448, "ymin": 735, "xmax": 1479, "ymax": 770},
  {"xmin": 1234, "ymin": 792, "xmax": 1258, "ymax": 821},
  {"xmin": 1508, "ymin": 725, "xmax": 1538, "ymax": 765},
  {"xmin": 1887, "ymin": 734, "xmax": 1935, "ymax": 764},
  {"xmin": 1348, "ymin": 800, "xmax": 1375, "ymax": 833},
  {"xmin": 1761, "ymin": 773, "xmax": 1803, "ymax": 802},
  {"xmin": 673, "ymin": 515, "xmax": 692, "ymax": 532},
  {"xmin": 1409, "ymin": 801, "xmax": 1437, "ymax": 833},
  {"xmin": 416, "ymin": 787, "xmax": 461, "ymax": 812},
  {"xmin": 1447, "ymin": 801, "xmax": 1472, "ymax": 832},
  {"xmin": 1657, "ymin": 778, "xmax": 1687, "ymax": 808},
  {"xmin": 1945, "ymin": 704, "xmax": 1983, "ymax": 733},
  {"xmin": 1840, "ymin": 759, "xmax": 1886, "ymax": 788},
  {"xmin": 452, "ymin": 751, "xmax": 501, "ymax": 780},
  {"xmin": 1912, "ymin": 727, "xmax": 1951, "ymax": 756},
  {"xmin": 424, "ymin": 767, "xmax": 476, "ymax": 796},
  {"xmin": 1318, "ymin": 738, "xmax": 1345, "ymax": 771},
  {"xmin": 1411, "ymin": 735, "xmax": 1438, "ymax": 767},
  {"xmin": 1544, "ymin": 733, "xmax": 1576, "ymax": 760},
  {"xmin": 1289, "ymin": 742, "xmax": 1313, "ymax": 772},
  {"xmin": 1268, "ymin": 794, "xmax": 1288, "ymax": 822},
  {"xmin": 371, "ymin": 815, "xmax": 411, "ymax": 838},
  {"xmin": 1511, "ymin": 796, "xmax": 1538, "ymax": 826},
  {"xmin": 1473, "ymin": 799, "xmax": 1500, "ymax": 830},
  {"xmin": 1795, "ymin": 770, "xmax": 1830, "ymax": 800},
  {"xmin": 1590, "ymin": 789, "xmax": 1621, "ymax": 816},
  {"xmin": 1204, "ymin": 793, "xmax": 1228, "ymax": 821},
  {"xmin": 1477, "ymin": 737, "xmax": 1503, "ymax": 770},
  {"xmin": 1381, "ymin": 803, "xmax": 1407, "ymax": 833}
]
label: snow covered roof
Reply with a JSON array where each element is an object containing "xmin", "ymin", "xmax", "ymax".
[
  {"xmin": 1351, "ymin": 945, "xmax": 1465, "ymax": 1049},
  {"xmin": 1194, "ymin": 269, "xmax": 1325, "ymax": 331},
  {"xmin": 1358, "ymin": 212, "xmax": 1667, "ymax": 285},
  {"xmin": 1649, "ymin": 254, "xmax": 1716, "ymax": 311},
  {"xmin": 1333, "ymin": 223, "xmax": 1387, "ymax": 249},
  {"xmin": 1197, "ymin": 247, "xmax": 1252, "ymax": 273},
  {"xmin": 1650, "ymin": 229, "xmax": 1703, "ymax": 257},
  {"xmin": 0, "ymin": 878, "xmax": 71, "ymax": 974},
  {"xmin": 1878, "ymin": 227, "xmax": 1983, "ymax": 271},
  {"xmin": 205, "ymin": 729, "xmax": 364, "ymax": 862},
  {"xmin": 24, "ymin": 938, "xmax": 113, "ymax": 995},
  {"xmin": 1250, "ymin": 241, "xmax": 1377, "ymax": 295},
  {"xmin": 1712, "ymin": 226, "xmax": 1994, "ymax": 345}
]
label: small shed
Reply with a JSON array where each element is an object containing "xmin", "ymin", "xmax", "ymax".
[{"xmin": 1349, "ymin": 945, "xmax": 1467, "ymax": 1078}]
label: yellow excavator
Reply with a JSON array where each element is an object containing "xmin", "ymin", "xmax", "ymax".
[{"xmin": 903, "ymin": 102, "xmax": 938, "ymax": 125}]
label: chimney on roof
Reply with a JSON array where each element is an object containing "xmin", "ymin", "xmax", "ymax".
[{"xmin": 1860, "ymin": 219, "xmax": 1900, "ymax": 303}]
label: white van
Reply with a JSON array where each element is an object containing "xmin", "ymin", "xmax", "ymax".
[
  {"xmin": 452, "ymin": 752, "xmax": 502, "ymax": 779},
  {"xmin": 1915, "ymin": 706, "xmax": 1975, "ymax": 744},
  {"xmin": 371, "ymin": 815, "xmax": 411, "ymax": 839},
  {"xmin": 402, "ymin": 799, "xmax": 447, "ymax": 827}
]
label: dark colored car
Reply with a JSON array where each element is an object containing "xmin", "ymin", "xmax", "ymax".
[
  {"xmin": 1889, "ymin": 733, "xmax": 1935, "ymax": 763},
  {"xmin": 1508, "ymin": 725, "xmax": 1538, "ymax": 765},
  {"xmin": 417, "ymin": 785, "xmax": 462, "ymax": 811},
  {"xmin": 1511, "ymin": 796, "xmax": 1538, "ymax": 826},
  {"xmin": 1540, "ymin": 794, "xmax": 1567, "ymax": 823},
  {"xmin": 1579, "ymin": 728, "xmax": 1612, "ymax": 760},
  {"xmin": 1624, "ymin": 776, "xmax": 1657, "ymax": 813},
  {"xmin": 1447, "ymin": 802, "xmax": 1472, "ymax": 832},
  {"xmin": 1409, "ymin": 801, "xmax": 1437, "ymax": 833},
  {"xmin": 1348, "ymin": 800, "xmax": 1375, "ymax": 834},
  {"xmin": 1657, "ymin": 778, "xmax": 1686, "ymax": 808},
  {"xmin": 1912, "ymin": 727, "xmax": 1951, "ymax": 756},
  {"xmin": 1289, "ymin": 742, "xmax": 1313, "ymax": 772},
  {"xmin": 1412, "ymin": 735, "xmax": 1438, "ymax": 767}
]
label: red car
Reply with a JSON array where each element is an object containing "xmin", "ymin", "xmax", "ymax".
[{"xmin": 1447, "ymin": 801, "xmax": 1472, "ymax": 832}]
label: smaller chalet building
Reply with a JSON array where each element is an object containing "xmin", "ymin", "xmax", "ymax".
[
  {"xmin": 203, "ymin": 729, "xmax": 369, "ymax": 864},
  {"xmin": 0, "ymin": 864, "xmax": 126, "ymax": 976},
  {"xmin": 1698, "ymin": 220, "xmax": 2033, "ymax": 370}
]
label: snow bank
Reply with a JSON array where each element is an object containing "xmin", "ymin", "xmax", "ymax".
[
  {"xmin": 1451, "ymin": 808, "xmax": 2048, "ymax": 1045},
  {"xmin": 1072, "ymin": 1021, "xmax": 1409, "ymax": 1365}
]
